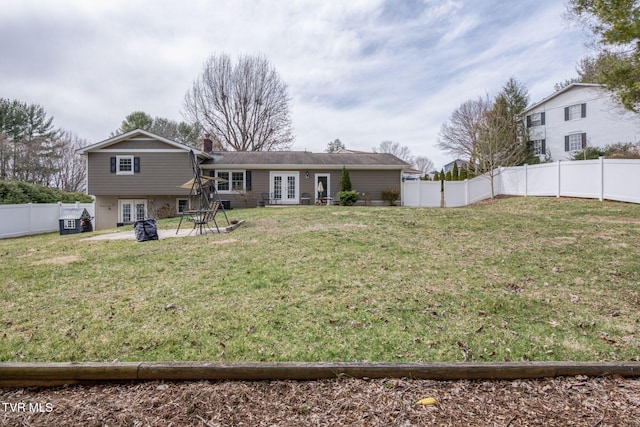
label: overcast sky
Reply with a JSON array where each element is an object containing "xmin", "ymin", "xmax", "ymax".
[{"xmin": 1, "ymin": 0, "xmax": 589, "ymax": 168}]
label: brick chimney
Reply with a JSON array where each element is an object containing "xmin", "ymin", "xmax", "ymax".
[{"xmin": 203, "ymin": 134, "xmax": 213, "ymax": 153}]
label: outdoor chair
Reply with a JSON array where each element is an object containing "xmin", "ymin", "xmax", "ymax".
[
  {"xmin": 261, "ymin": 192, "xmax": 271, "ymax": 205},
  {"xmin": 301, "ymin": 192, "xmax": 311, "ymax": 205}
]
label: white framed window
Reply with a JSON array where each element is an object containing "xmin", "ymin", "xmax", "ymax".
[
  {"xmin": 63, "ymin": 219, "xmax": 76, "ymax": 229},
  {"xmin": 532, "ymin": 139, "xmax": 546, "ymax": 156},
  {"xmin": 565, "ymin": 103, "xmax": 586, "ymax": 121},
  {"xmin": 215, "ymin": 170, "xmax": 246, "ymax": 193},
  {"xmin": 176, "ymin": 198, "xmax": 189, "ymax": 213},
  {"xmin": 116, "ymin": 156, "xmax": 134, "ymax": 175},
  {"xmin": 527, "ymin": 112, "xmax": 544, "ymax": 127},
  {"xmin": 565, "ymin": 133, "xmax": 586, "ymax": 151}
]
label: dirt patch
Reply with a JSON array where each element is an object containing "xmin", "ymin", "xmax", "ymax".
[
  {"xmin": 1, "ymin": 376, "xmax": 639, "ymax": 426},
  {"xmin": 31, "ymin": 255, "xmax": 79, "ymax": 266}
]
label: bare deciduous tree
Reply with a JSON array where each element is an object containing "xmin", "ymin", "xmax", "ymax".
[
  {"xmin": 183, "ymin": 53, "xmax": 294, "ymax": 151},
  {"xmin": 412, "ymin": 156, "xmax": 434, "ymax": 175},
  {"xmin": 51, "ymin": 130, "xmax": 87, "ymax": 192},
  {"xmin": 476, "ymin": 102, "xmax": 530, "ymax": 198},
  {"xmin": 437, "ymin": 96, "xmax": 491, "ymax": 161},
  {"xmin": 373, "ymin": 140, "xmax": 413, "ymax": 163}
]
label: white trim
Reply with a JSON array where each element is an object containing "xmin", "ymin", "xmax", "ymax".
[
  {"xmin": 118, "ymin": 199, "xmax": 147, "ymax": 223},
  {"xmin": 214, "ymin": 170, "xmax": 247, "ymax": 193},
  {"xmin": 202, "ymin": 164, "xmax": 404, "ymax": 170},
  {"xmin": 116, "ymin": 156, "xmax": 134, "ymax": 175},
  {"xmin": 176, "ymin": 198, "xmax": 189, "ymax": 213},
  {"xmin": 76, "ymin": 129, "xmax": 209, "ymax": 157},
  {"xmin": 101, "ymin": 149, "xmax": 188, "ymax": 153},
  {"xmin": 315, "ymin": 173, "xmax": 330, "ymax": 203},
  {"xmin": 270, "ymin": 171, "xmax": 299, "ymax": 204}
]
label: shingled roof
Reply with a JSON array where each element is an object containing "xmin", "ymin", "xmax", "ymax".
[{"xmin": 202, "ymin": 151, "xmax": 410, "ymax": 170}]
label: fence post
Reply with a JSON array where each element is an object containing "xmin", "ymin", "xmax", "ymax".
[
  {"xmin": 524, "ymin": 164, "xmax": 528, "ymax": 197},
  {"xmin": 556, "ymin": 160, "xmax": 561, "ymax": 198},
  {"xmin": 599, "ymin": 156, "xmax": 604, "ymax": 202},
  {"xmin": 464, "ymin": 179, "xmax": 469, "ymax": 206}
]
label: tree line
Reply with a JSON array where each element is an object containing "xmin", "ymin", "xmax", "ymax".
[{"xmin": 0, "ymin": 99, "xmax": 87, "ymax": 192}]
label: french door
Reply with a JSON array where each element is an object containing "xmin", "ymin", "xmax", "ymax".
[
  {"xmin": 270, "ymin": 172, "xmax": 299, "ymax": 204},
  {"xmin": 118, "ymin": 199, "xmax": 147, "ymax": 223}
]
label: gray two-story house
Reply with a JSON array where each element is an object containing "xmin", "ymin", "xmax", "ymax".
[{"xmin": 78, "ymin": 129, "xmax": 410, "ymax": 230}]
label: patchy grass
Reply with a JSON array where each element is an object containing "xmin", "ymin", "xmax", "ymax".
[{"xmin": 1, "ymin": 197, "xmax": 639, "ymax": 362}]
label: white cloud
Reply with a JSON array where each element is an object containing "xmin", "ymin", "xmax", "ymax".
[{"xmin": 0, "ymin": 0, "xmax": 589, "ymax": 167}]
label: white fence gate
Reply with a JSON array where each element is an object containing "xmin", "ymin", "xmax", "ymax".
[
  {"xmin": 404, "ymin": 158, "xmax": 640, "ymax": 207},
  {"xmin": 0, "ymin": 202, "xmax": 96, "ymax": 239}
]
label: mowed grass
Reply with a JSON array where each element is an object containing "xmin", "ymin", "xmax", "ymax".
[{"xmin": 1, "ymin": 197, "xmax": 639, "ymax": 363}]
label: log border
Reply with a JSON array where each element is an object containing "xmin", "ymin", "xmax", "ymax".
[{"xmin": 1, "ymin": 362, "xmax": 640, "ymax": 387}]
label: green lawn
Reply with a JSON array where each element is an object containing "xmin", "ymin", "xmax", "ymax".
[{"xmin": 1, "ymin": 197, "xmax": 639, "ymax": 363}]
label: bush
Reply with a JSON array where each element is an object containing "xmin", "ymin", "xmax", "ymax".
[
  {"xmin": 339, "ymin": 167, "xmax": 352, "ymax": 191},
  {"xmin": 381, "ymin": 188, "xmax": 400, "ymax": 206},
  {"xmin": 0, "ymin": 180, "xmax": 93, "ymax": 204},
  {"xmin": 338, "ymin": 190, "xmax": 359, "ymax": 206}
]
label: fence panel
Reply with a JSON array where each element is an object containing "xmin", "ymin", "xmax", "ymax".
[
  {"xmin": 0, "ymin": 202, "xmax": 95, "ymax": 239},
  {"xmin": 560, "ymin": 159, "xmax": 601, "ymax": 199},
  {"xmin": 402, "ymin": 158, "xmax": 640, "ymax": 208},
  {"xmin": 403, "ymin": 181, "xmax": 441, "ymax": 207},
  {"xmin": 603, "ymin": 159, "xmax": 640, "ymax": 203},
  {"xmin": 467, "ymin": 176, "xmax": 493, "ymax": 204},
  {"xmin": 444, "ymin": 181, "xmax": 467, "ymax": 207},
  {"xmin": 499, "ymin": 167, "xmax": 525, "ymax": 196}
]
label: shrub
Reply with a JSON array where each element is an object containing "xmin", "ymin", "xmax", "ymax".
[
  {"xmin": 338, "ymin": 190, "xmax": 359, "ymax": 206},
  {"xmin": 339, "ymin": 167, "xmax": 352, "ymax": 191},
  {"xmin": 381, "ymin": 188, "xmax": 400, "ymax": 206},
  {"xmin": 0, "ymin": 180, "xmax": 93, "ymax": 204}
]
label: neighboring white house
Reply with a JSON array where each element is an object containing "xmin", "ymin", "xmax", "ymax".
[{"xmin": 524, "ymin": 83, "xmax": 640, "ymax": 161}]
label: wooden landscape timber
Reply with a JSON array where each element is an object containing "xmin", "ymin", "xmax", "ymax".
[{"xmin": 1, "ymin": 361, "xmax": 639, "ymax": 387}]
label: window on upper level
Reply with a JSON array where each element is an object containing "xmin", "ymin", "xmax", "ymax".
[
  {"xmin": 110, "ymin": 156, "xmax": 140, "ymax": 175},
  {"xmin": 526, "ymin": 112, "xmax": 545, "ymax": 127},
  {"xmin": 564, "ymin": 103, "xmax": 586, "ymax": 121}
]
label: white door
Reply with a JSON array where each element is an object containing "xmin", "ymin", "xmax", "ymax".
[
  {"xmin": 270, "ymin": 172, "xmax": 299, "ymax": 204},
  {"xmin": 119, "ymin": 199, "xmax": 147, "ymax": 223}
]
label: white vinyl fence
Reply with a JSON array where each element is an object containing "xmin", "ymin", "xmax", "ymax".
[
  {"xmin": 404, "ymin": 158, "xmax": 640, "ymax": 207},
  {"xmin": 0, "ymin": 202, "xmax": 95, "ymax": 239}
]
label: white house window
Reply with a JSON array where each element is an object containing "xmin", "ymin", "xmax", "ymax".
[
  {"xmin": 215, "ymin": 170, "xmax": 245, "ymax": 193},
  {"xmin": 64, "ymin": 219, "xmax": 76, "ymax": 229},
  {"xmin": 532, "ymin": 139, "xmax": 546, "ymax": 156},
  {"xmin": 565, "ymin": 103, "xmax": 586, "ymax": 121},
  {"xmin": 527, "ymin": 112, "xmax": 544, "ymax": 127},
  {"xmin": 177, "ymin": 198, "xmax": 189, "ymax": 213},
  {"xmin": 566, "ymin": 133, "xmax": 585, "ymax": 151},
  {"xmin": 116, "ymin": 156, "xmax": 134, "ymax": 175}
]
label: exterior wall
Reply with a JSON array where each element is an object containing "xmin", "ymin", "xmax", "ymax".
[
  {"xmin": 527, "ymin": 86, "xmax": 640, "ymax": 161},
  {"xmin": 350, "ymin": 170, "xmax": 402, "ymax": 201},
  {"xmin": 107, "ymin": 138, "xmax": 173, "ymax": 150},
  {"xmin": 94, "ymin": 194, "xmax": 192, "ymax": 230},
  {"xmin": 87, "ymin": 152, "xmax": 194, "ymax": 196},
  {"xmin": 203, "ymin": 168, "xmax": 403, "ymax": 207},
  {"xmin": 94, "ymin": 196, "xmax": 119, "ymax": 230}
]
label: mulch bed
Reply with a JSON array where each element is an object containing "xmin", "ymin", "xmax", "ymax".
[{"xmin": 2, "ymin": 376, "xmax": 639, "ymax": 426}]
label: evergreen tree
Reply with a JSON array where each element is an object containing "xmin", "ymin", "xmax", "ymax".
[
  {"xmin": 459, "ymin": 165, "xmax": 468, "ymax": 180},
  {"xmin": 339, "ymin": 166, "xmax": 352, "ymax": 191},
  {"xmin": 452, "ymin": 161, "xmax": 459, "ymax": 181}
]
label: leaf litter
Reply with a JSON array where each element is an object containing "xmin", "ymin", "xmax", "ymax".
[{"xmin": 1, "ymin": 375, "xmax": 639, "ymax": 426}]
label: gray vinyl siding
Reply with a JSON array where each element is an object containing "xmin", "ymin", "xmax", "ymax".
[
  {"xmin": 87, "ymin": 152, "xmax": 194, "ymax": 196},
  {"xmin": 350, "ymin": 170, "xmax": 402, "ymax": 200},
  {"xmin": 208, "ymin": 168, "xmax": 402, "ymax": 207},
  {"xmin": 107, "ymin": 139, "xmax": 173, "ymax": 150}
]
